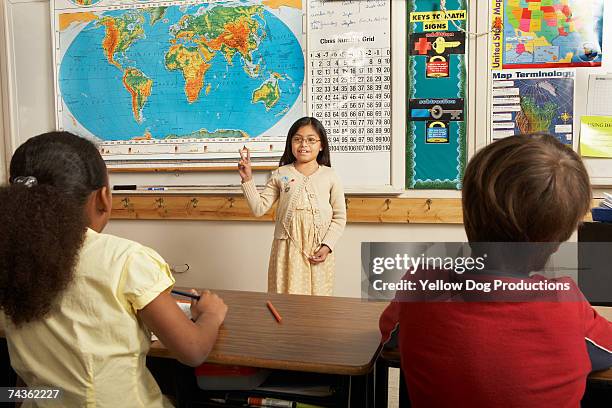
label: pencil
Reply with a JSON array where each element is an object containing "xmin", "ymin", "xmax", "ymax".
[
  {"xmin": 171, "ymin": 289, "xmax": 201, "ymax": 301},
  {"xmin": 266, "ymin": 300, "xmax": 282, "ymax": 323}
]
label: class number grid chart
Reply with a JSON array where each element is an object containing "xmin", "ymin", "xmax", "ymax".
[{"xmin": 309, "ymin": 47, "xmax": 391, "ymax": 154}]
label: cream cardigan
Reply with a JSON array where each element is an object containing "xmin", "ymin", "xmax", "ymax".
[{"xmin": 241, "ymin": 163, "xmax": 346, "ymax": 251}]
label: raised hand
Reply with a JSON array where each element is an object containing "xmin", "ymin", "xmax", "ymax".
[{"xmin": 238, "ymin": 146, "xmax": 252, "ymax": 182}]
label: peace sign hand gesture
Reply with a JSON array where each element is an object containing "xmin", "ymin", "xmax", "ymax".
[{"xmin": 238, "ymin": 146, "xmax": 252, "ymax": 182}]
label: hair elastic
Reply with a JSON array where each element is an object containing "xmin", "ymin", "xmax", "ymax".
[{"xmin": 12, "ymin": 176, "xmax": 38, "ymax": 188}]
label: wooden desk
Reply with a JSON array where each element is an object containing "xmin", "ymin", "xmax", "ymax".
[
  {"xmin": 152, "ymin": 289, "xmax": 388, "ymax": 376},
  {"xmin": 150, "ymin": 289, "xmax": 389, "ymax": 407}
]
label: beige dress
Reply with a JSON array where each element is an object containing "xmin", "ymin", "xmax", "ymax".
[{"xmin": 268, "ymin": 188, "xmax": 335, "ymax": 296}]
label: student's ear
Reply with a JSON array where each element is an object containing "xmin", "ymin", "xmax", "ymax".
[{"xmin": 97, "ymin": 185, "xmax": 112, "ymax": 215}]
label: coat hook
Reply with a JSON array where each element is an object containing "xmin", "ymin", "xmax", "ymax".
[
  {"xmin": 227, "ymin": 197, "xmax": 235, "ymax": 208},
  {"xmin": 383, "ymin": 198, "xmax": 391, "ymax": 211},
  {"xmin": 155, "ymin": 197, "xmax": 165, "ymax": 209},
  {"xmin": 170, "ymin": 264, "xmax": 190, "ymax": 274},
  {"xmin": 190, "ymin": 198, "xmax": 199, "ymax": 208},
  {"xmin": 121, "ymin": 197, "xmax": 130, "ymax": 209},
  {"xmin": 425, "ymin": 199, "xmax": 432, "ymax": 211},
  {"xmin": 345, "ymin": 198, "xmax": 350, "ymax": 210}
]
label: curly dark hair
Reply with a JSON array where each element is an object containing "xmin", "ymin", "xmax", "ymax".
[
  {"xmin": 0, "ymin": 132, "xmax": 107, "ymax": 326},
  {"xmin": 279, "ymin": 117, "xmax": 331, "ymax": 167}
]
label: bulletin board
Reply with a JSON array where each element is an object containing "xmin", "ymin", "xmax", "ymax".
[
  {"xmin": 2, "ymin": 0, "xmax": 611, "ymax": 193},
  {"xmin": 486, "ymin": 0, "xmax": 612, "ymax": 186}
]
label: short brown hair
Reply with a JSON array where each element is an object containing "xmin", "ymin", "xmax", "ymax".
[{"xmin": 462, "ymin": 133, "xmax": 591, "ymax": 242}]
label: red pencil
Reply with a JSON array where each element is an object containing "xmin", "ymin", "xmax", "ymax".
[{"xmin": 266, "ymin": 301, "xmax": 282, "ymax": 323}]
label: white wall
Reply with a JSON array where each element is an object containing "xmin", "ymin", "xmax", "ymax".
[
  {"xmin": 0, "ymin": 1, "xmax": 8, "ymax": 182},
  {"xmin": 0, "ymin": 0, "xmax": 608, "ymax": 297},
  {"xmin": 105, "ymin": 220, "xmax": 467, "ymax": 297}
]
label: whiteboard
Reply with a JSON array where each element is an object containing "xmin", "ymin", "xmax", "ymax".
[{"xmin": 1, "ymin": 0, "xmax": 406, "ymax": 193}]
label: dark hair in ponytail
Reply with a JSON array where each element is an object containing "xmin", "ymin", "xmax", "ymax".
[{"xmin": 0, "ymin": 132, "xmax": 107, "ymax": 326}]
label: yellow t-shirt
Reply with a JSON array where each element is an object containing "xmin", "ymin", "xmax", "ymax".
[{"xmin": 5, "ymin": 228, "xmax": 175, "ymax": 407}]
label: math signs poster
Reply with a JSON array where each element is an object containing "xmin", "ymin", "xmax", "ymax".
[{"xmin": 407, "ymin": 0, "xmax": 467, "ymax": 189}]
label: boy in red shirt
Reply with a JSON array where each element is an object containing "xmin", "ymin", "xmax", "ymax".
[{"xmin": 380, "ymin": 134, "xmax": 612, "ymax": 407}]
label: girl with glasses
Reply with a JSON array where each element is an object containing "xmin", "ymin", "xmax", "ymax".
[{"xmin": 238, "ymin": 117, "xmax": 346, "ymax": 295}]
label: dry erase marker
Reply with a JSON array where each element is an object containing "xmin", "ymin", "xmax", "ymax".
[
  {"xmin": 210, "ymin": 397, "xmax": 324, "ymax": 408},
  {"xmin": 211, "ymin": 396, "xmax": 294, "ymax": 407},
  {"xmin": 171, "ymin": 289, "xmax": 200, "ymax": 301},
  {"xmin": 247, "ymin": 397, "xmax": 294, "ymax": 407},
  {"xmin": 266, "ymin": 300, "xmax": 282, "ymax": 323},
  {"xmin": 112, "ymin": 185, "xmax": 165, "ymax": 191}
]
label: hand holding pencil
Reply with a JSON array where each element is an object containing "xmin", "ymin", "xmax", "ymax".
[{"xmin": 188, "ymin": 289, "xmax": 228, "ymax": 327}]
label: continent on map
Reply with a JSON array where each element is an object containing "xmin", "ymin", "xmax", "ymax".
[
  {"xmin": 252, "ymin": 72, "xmax": 284, "ymax": 110},
  {"xmin": 59, "ymin": 12, "xmax": 98, "ymax": 31},
  {"xmin": 262, "ymin": 0, "xmax": 302, "ymax": 9},
  {"xmin": 122, "ymin": 67, "xmax": 153, "ymax": 123},
  {"xmin": 98, "ymin": 13, "xmax": 145, "ymax": 69},
  {"xmin": 516, "ymin": 97, "xmax": 558, "ymax": 134},
  {"xmin": 165, "ymin": 129, "xmax": 249, "ymax": 139},
  {"xmin": 170, "ymin": 5, "xmax": 266, "ymax": 80},
  {"xmin": 146, "ymin": 7, "xmax": 167, "ymax": 26},
  {"xmin": 165, "ymin": 45, "xmax": 213, "ymax": 103},
  {"xmin": 71, "ymin": 0, "xmax": 102, "ymax": 5}
]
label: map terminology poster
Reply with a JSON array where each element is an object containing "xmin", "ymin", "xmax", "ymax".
[
  {"xmin": 53, "ymin": 0, "xmax": 305, "ymax": 165},
  {"xmin": 491, "ymin": 69, "xmax": 575, "ymax": 145},
  {"xmin": 491, "ymin": 0, "xmax": 604, "ymax": 69}
]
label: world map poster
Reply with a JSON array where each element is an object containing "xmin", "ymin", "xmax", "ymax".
[
  {"xmin": 491, "ymin": 0, "xmax": 604, "ymax": 69},
  {"xmin": 53, "ymin": 0, "xmax": 305, "ymax": 164}
]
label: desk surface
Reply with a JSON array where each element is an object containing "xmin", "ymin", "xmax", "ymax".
[{"xmin": 150, "ymin": 289, "xmax": 388, "ymax": 376}]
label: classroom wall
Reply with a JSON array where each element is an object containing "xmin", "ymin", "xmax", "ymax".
[
  {"xmin": 105, "ymin": 220, "xmax": 467, "ymax": 297},
  {"xmin": 0, "ymin": 2, "xmax": 7, "ymax": 183},
  {"xmin": 0, "ymin": 0, "xmax": 604, "ymax": 297}
]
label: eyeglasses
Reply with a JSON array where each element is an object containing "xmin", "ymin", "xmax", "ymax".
[{"xmin": 292, "ymin": 137, "xmax": 321, "ymax": 145}]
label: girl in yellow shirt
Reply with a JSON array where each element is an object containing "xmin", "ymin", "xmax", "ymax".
[{"xmin": 0, "ymin": 131, "xmax": 227, "ymax": 407}]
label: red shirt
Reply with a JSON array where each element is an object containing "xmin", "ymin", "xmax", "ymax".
[{"xmin": 380, "ymin": 283, "xmax": 612, "ymax": 407}]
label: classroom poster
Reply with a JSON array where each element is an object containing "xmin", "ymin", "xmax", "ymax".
[
  {"xmin": 308, "ymin": 0, "xmax": 391, "ymax": 156},
  {"xmin": 490, "ymin": 69, "xmax": 575, "ymax": 145},
  {"xmin": 580, "ymin": 116, "xmax": 612, "ymax": 158},
  {"xmin": 52, "ymin": 0, "xmax": 305, "ymax": 164},
  {"xmin": 406, "ymin": 0, "xmax": 467, "ymax": 189},
  {"xmin": 491, "ymin": 0, "xmax": 604, "ymax": 70}
]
